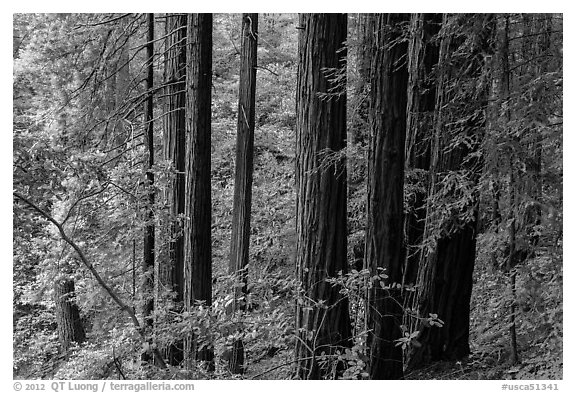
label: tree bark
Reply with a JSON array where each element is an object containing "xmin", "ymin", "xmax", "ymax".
[
  {"xmin": 294, "ymin": 13, "xmax": 351, "ymax": 380},
  {"xmin": 403, "ymin": 13, "xmax": 442, "ymax": 291},
  {"xmin": 184, "ymin": 13, "xmax": 214, "ymax": 370},
  {"xmin": 141, "ymin": 12, "xmax": 156, "ymax": 363},
  {"xmin": 162, "ymin": 13, "xmax": 187, "ymax": 366},
  {"xmin": 364, "ymin": 13, "xmax": 410, "ymax": 380},
  {"xmin": 501, "ymin": 14, "xmax": 520, "ymax": 365},
  {"xmin": 228, "ymin": 13, "xmax": 258, "ymax": 375},
  {"xmin": 409, "ymin": 14, "xmax": 494, "ymax": 369},
  {"xmin": 54, "ymin": 277, "xmax": 86, "ymax": 353}
]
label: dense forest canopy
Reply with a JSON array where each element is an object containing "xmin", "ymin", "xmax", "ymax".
[{"xmin": 12, "ymin": 13, "xmax": 562, "ymax": 380}]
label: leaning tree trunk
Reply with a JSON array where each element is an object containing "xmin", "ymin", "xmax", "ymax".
[
  {"xmin": 409, "ymin": 14, "xmax": 495, "ymax": 369},
  {"xmin": 162, "ymin": 13, "xmax": 187, "ymax": 366},
  {"xmin": 183, "ymin": 13, "xmax": 214, "ymax": 371},
  {"xmin": 364, "ymin": 13, "xmax": 410, "ymax": 380},
  {"xmin": 294, "ymin": 13, "xmax": 351, "ymax": 380},
  {"xmin": 54, "ymin": 277, "xmax": 86, "ymax": 353},
  {"xmin": 228, "ymin": 12, "xmax": 258, "ymax": 376}
]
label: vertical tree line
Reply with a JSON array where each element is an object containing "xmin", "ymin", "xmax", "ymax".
[{"xmin": 13, "ymin": 12, "xmax": 562, "ymax": 380}]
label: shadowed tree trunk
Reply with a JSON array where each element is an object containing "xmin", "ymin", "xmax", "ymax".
[
  {"xmin": 141, "ymin": 12, "xmax": 156, "ymax": 364},
  {"xmin": 228, "ymin": 12, "xmax": 258, "ymax": 376},
  {"xmin": 54, "ymin": 276, "xmax": 86, "ymax": 353},
  {"xmin": 294, "ymin": 13, "xmax": 351, "ymax": 380},
  {"xmin": 403, "ymin": 13, "xmax": 442, "ymax": 289},
  {"xmin": 500, "ymin": 13, "xmax": 521, "ymax": 366},
  {"xmin": 409, "ymin": 14, "xmax": 495, "ymax": 369},
  {"xmin": 364, "ymin": 13, "xmax": 410, "ymax": 380},
  {"xmin": 351, "ymin": 13, "xmax": 377, "ymax": 146},
  {"xmin": 162, "ymin": 13, "xmax": 187, "ymax": 366},
  {"xmin": 183, "ymin": 13, "xmax": 214, "ymax": 371}
]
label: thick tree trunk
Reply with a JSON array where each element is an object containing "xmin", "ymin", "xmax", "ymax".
[
  {"xmin": 141, "ymin": 12, "xmax": 156, "ymax": 363},
  {"xmin": 184, "ymin": 13, "xmax": 214, "ymax": 371},
  {"xmin": 162, "ymin": 13, "xmax": 187, "ymax": 366},
  {"xmin": 409, "ymin": 14, "xmax": 494, "ymax": 369},
  {"xmin": 294, "ymin": 13, "xmax": 351, "ymax": 380},
  {"xmin": 364, "ymin": 13, "xmax": 410, "ymax": 380},
  {"xmin": 403, "ymin": 13, "xmax": 442, "ymax": 290},
  {"xmin": 54, "ymin": 277, "xmax": 86, "ymax": 353},
  {"xmin": 228, "ymin": 13, "xmax": 258, "ymax": 376}
]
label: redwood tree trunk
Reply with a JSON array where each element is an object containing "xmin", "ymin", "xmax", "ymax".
[
  {"xmin": 228, "ymin": 13, "xmax": 258, "ymax": 375},
  {"xmin": 141, "ymin": 12, "xmax": 155, "ymax": 363},
  {"xmin": 409, "ymin": 14, "xmax": 494, "ymax": 369},
  {"xmin": 162, "ymin": 13, "xmax": 187, "ymax": 366},
  {"xmin": 403, "ymin": 13, "xmax": 441, "ymax": 288},
  {"xmin": 365, "ymin": 13, "xmax": 410, "ymax": 380},
  {"xmin": 184, "ymin": 13, "xmax": 213, "ymax": 370},
  {"xmin": 294, "ymin": 13, "xmax": 351, "ymax": 380},
  {"xmin": 54, "ymin": 277, "xmax": 86, "ymax": 352}
]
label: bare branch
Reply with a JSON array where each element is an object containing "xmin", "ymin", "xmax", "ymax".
[{"xmin": 13, "ymin": 191, "xmax": 167, "ymax": 369}]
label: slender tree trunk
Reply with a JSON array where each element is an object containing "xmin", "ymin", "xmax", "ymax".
[
  {"xmin": 408, "ymin": 14, "xmax": 494, "ymax": 369},
  {"xmin": 364, "ymin": 13, "xmax": 410, "ymax": 380},
  {"xmin": 523, "ymin": 13, "xmax": 550, "ymax": 249},
  {"xmin": 162, "ymin": 13, "xmax": 187, "ymax": 366},
  {"xmin": 228, "ymin": 13, "xmax": 258, "ymax": 376},
  {"xmin": 54, "ymin": 277, "xmax": 86, "ymax": 353},
  {"xmin": 500, "ymin": 14, "xmax": 520, "ymax": 366},
  {"xmin": 294, "ymin": 13, "xmax": 351, "ymax": 380},
  {"xmin": 184, "ymin": 13, "xmax": 214, "ymax": 371},
  {"xmin": 141, "ymin": 12, "xmax": 156, "ymax": 364},
  {"xmin": 115, "ymin": 22, "xmax": 131, "ymax": 147}
]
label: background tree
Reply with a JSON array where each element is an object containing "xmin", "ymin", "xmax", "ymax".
[
  {"xmin": 54, "ymin": 274, "xmax": 86, "ymax": 353},
  {"xmin": 162, "ymin": 12, "xmax": 188, "ymax": 366},
  {"xmin": 228, "ymin": 13, "xmax": 258, "ymax": 375}
]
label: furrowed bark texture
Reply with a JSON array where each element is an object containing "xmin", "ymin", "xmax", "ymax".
[
  {"xmin": 365, "ymin": 13, "xmax": 410, "ymax": 380},
  {"xmin": 403, "ymin": 13, "xmax": 442, "ymax": 288},
  {"xmin": 294, "ymin": 13, "xmax": 351, "ymax": 380},
  {"xmin": 184, "ymin": 13, "xmax": 214, "ymax": 370},
  {"xmin": 162, "ymin": 13, "xmax": 187, "ymax": 366},
  {"xmin": 228, "ymin": 13, "xmax": 258, "ymax": 375},
  {"xmin": 409, "ymin": 14, "xmax": 494, "ymax": 369},
  {"xmin": 54, "ymin": 277, "xmax": 86, "ymax": 352}
]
